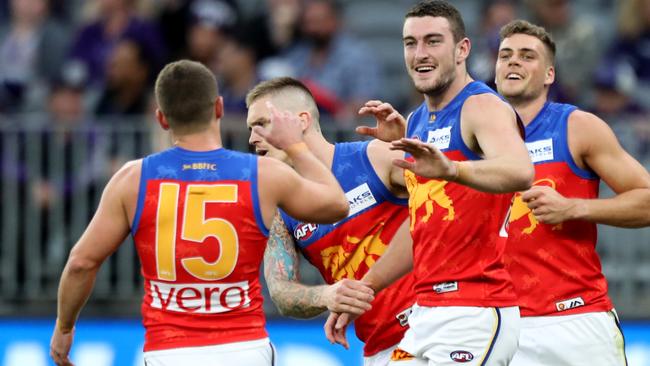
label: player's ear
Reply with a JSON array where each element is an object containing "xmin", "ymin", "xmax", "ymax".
[
  {"xmin": 456, "ymin": 37, "xmax": 471, "ymax": 64},
  {"xmin": 298, "ymin": 111, "xmax": 313, "ymax": 132},
  {"xmin": 214, "ymin": 96, "xmax": 224, "ymax": 119},
  {"xmin": 156, "ymin": 108, "xmax": 170, "ymax": 130},
  {"xmin": 544, "ymin": 65, "xmax": 555, "ymax": 87}
]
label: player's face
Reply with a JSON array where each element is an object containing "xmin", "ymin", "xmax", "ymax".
[
  {"xmin": 403, "ymin": 16, "xmax": 459, "ymax": 96},
  {"xmin": 495, "ymin": 33, "xmax": 554, "ymax": 103},
  {"xmin": 246, "ymin": 96, "xmax": 290, "ymax": 162}
]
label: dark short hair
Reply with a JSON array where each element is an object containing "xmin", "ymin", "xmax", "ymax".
[
  {"xmin": 500, "ymin": 19, "xmax": 556, "ymax": 63},
  {"xmin": 405, "ymin": 0, "xmax": 466, "ymax": 43},
  {"xmin": 154, "ymin": 60, "xmax": 218, "ymax": 132}
]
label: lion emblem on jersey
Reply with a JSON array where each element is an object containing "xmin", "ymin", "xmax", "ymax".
[
  {"xmin": 320, "ymin": 224, "xmax": 388, "ymax": 281},
  {"xmin": 404, "ymin": 170, "xmax": 455, "ymax": 231},
  {"xmin": 509, "ymin": 178, "xmax": 562, "ymax": 234}
]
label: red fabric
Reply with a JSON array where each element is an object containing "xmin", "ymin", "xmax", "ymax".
[
  {"xmin": 301, "ymin": 202, "xmax": 415, "ymax": 356},
  {"xmin": 133, "ymin": 179, "xmax": 268, "ymax": 351},
  {"xmin": 406, "ymin": 150, "xmax": 519, "ymax": 308},
  {"xmin": 505, "ymin": 162, "xmax": 612, "ymax": 316}
]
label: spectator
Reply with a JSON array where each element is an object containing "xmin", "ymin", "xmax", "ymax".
[
  {"xmin": 217, "ymin": 31, "xmax": 260, "ymax": 115},
  {"xmin": 526, "ymin": 0, "xmax": 602, "ymax": 104},
  {"xmin": 243, "ymin": 0, "xmax": 302, "ymax": 61},
  {"xmin": 186, "ymin": 0, "xmax": 238, "ymax": 72},
  {"xmin": 279, "ymin": 0, "xmax": 384, "ymax": 126},
  {"xmin": 605, "ymin": 0, "xmax": 650, "ymax": 108},
  {"xmin": 67, "ymin": 0, "xmax": 165, "ymax": 86},
  {"xmin": 94, "ymin": 38, "xmax": 152, "ymax": 116},
  {"xmin": 0, "ymin": 0, "xmax": 70, "ymax": 113},
  {"xmin": 156, "ymin": 0, "xmax": 240, "ymax": 64},
  {"xmin": 468, "ymin": 0, "xmax": 517, "ymax": 90},
  {"xmin": 592, "ymin": 60, "xmax": 650, "ymax": 157}
]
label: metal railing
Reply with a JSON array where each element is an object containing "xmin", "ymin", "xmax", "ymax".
[{"xmin": 1, "ymin": 114, "xmax": 650, "ymax": 318}]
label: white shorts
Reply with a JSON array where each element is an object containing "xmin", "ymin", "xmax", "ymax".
[
  {"xmin": 143, "ymin": 338, "xmax": 275, "ymax": 366},
  {"xmin": 390, "ymin": 304, "xmax": 520, "ymax": 366},
  {"xmin": 510, "ymin": 310, "xmax": 627, "ymax": 366},
  {"xmin": 364, "ymin": 344, "xmax": 397, "ymax": 366},
  {"xmin": 364, "ymin": 343, "xmax": 424, "ymax": 366}
]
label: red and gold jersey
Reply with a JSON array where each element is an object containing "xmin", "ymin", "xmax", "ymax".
[
  {"xmin": 131, "ymin": 147, "xmax": 269, "ymax": 351},
  {"xmin": 505, "ymin": 102, "xmax": 611, "ymax": 316},
  {"xmin": 404, "ymin": 81, "xmax": 518, "ymax": 308},
  {"xmin": 281, "ymin": 141, "xmax": 415, "ymax": 356}
]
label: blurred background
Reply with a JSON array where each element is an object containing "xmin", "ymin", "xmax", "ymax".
[{"xmin": 1, "ymin": 0, "xmax": 650, "ymax": 365}]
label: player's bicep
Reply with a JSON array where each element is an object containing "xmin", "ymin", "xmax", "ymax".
[
  {"xmin": 276, "ymin": 165, "xmax": 341, "ymax": 222},
  {"xmin": 69, "ymin": 172, "xmax": 131, "ymax": 265},
  {"xmin": 578, "ymin": 115, "xmax": 650, "ymax": 193},
  {"xmin": 465, "ymin": 95, "xmax": 527, "ymax": 159},
  {"xmin": 264, "ymin": 212, "xmax": 301, "ymax": 284}
]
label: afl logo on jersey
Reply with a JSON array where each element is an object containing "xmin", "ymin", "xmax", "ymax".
[
  {"xmin": 294, "ymin": 223, "xmax": 318, "ymax": 241},
  {"xmin": 450, "ymin": 350, "xmax": 474, "ymax": 362}
]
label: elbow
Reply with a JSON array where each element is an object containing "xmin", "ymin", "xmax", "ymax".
[
  {"xmin": 314, "ymin": 196, "xmax": 349, "ymax": 224},
  {"xmin": 331, "ymin": 197, "xmax": 350, "ymax": 221},
  {"xmin": 66, "ymin": 249, "xmax": 100, "ymax": 275},
  {"xmin": 514, "ymin": 163, "xmax": 535, "ymax": 191}
]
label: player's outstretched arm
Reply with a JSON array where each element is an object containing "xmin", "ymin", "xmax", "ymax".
[
  {"xmin": 257, "ymin": 103, "xmax": 348, "ymax": 223},
  {"xmin": 264, "ymin": 214, "xmax": 374, "ymax": 318},
  {"xmin": 459, "ymin": 94, "xmax": 533, "ymax": 192},
  {"xmin": 356, "ymin": 100, "xmax": 407, "ymax": 142},
  {"xmin": 524, "ymin": 111, "xmax": 650, "ymax": 227},
  {"xmin": 407, "ymin": 94, "xmax": 532, "ymax": 192},
  {"xmin": 51, "ymin": 161, "xmax": 137, "ymax": 366}
]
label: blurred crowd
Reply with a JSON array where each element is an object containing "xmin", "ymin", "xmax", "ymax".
[{"xmin": 0, "ymin": 0, "xmax": 649, "ymax": 132}]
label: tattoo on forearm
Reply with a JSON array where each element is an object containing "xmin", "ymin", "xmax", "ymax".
[{"xmin": 264, "ymin": 213, "xmax": 327, "ymax": 318}]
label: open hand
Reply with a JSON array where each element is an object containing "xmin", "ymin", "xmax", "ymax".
[
  {"xmin": 390, "ymin": 138, "xmax": 457, "ymax": 180},
  {"xmin": 356, "ymin": 100, "xmax": 406, "ymax": 142},
  {"xmin": 324, "ymin": 312, "xmax": 357, "ymax": 349},
  {"xmin": 252, "ymin": 101, "xmax": 304, "ymax": 150}
]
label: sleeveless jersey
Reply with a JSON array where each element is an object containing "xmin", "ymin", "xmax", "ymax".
[
  {"xmin": 131, "ymin": 147, "xmax": 269, "ymax": 351},
  {"xmin": 405, "ymin": 81, "xmax": 518, "ymax": 307},
  {"xmin": 504, "ymin": 102, "xmax": 611, "ymax": 316},
  {"xmin": 280, "ymin": 141, "xmax": 414, "ymax": 357}
]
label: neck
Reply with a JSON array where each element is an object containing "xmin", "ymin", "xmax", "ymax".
[
  {"xmin": 171, "ymin": 121, "xmax": 223, "ymax": 151},
  {"xmin": 303, "ymin": 131, "xmax": 335, "ymax": 168},
  {"xmin": 509, "ymin": 93, "xmax": 548, "ymax": 126},
  {"xmin": 425, "ymin": 69, "xmax": 473, "ymax": 111}
]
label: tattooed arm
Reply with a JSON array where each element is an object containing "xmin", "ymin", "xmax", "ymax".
[{"xmin": 264, "ymin": 213, "xmax": 375, "ymax": 318}]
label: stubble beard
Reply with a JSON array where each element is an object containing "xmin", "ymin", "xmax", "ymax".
[
  {"xmin": 415, "ymin": 64, "xmax": 456, "ymax": 98},
  {"xmin": 502, "ymin": 84, "xmax": 541, "ymax": 108}
]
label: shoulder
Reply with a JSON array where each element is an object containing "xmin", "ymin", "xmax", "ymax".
[
  {"xmin": 113, "ymin": 159, "xmax": 142, "ymax": 185},
  {"xmin": 567, "ymin": 109, "xmax": 613, "ymax": 141},
  {"xmin": 567, "ymin": 109, "xmax": 617, "ymax": 154},
  {"xmin": 464, "ymin": 92, "xmax": 511, "ymax": 111},
  {"xmin": 462, "ymin": 93, "xmax": 515, "ymax": 122},
  {"xmin": 567, "ymin": 109, "xmax": 605, "ymax": 127},
  {"xmin": 104, "ymin": 159, "xmax": 142, "ymax": 205},
  {"xmin": 258, "ymin": 156, "xmax": 294, "ymax": 179},
  {"xmin": 368, "ymin": 139, "xmax": 403, "ymax": 160}
]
